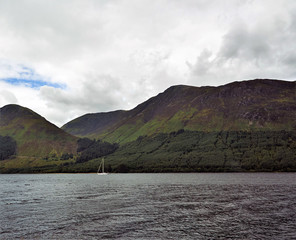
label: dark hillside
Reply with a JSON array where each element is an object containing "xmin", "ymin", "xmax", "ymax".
[
  {"xmin": 62, "ymin": 110, "xmax": 127, "ymax": 137},
  {"xmin": 62, "ymin": 79, "xmax": 296, "ymax": 143}
]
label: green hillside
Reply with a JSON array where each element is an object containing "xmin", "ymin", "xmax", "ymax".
[
  {"xmin": 0, "ymin": 104, "xmax": 77, "ymax": 172},
  {"xmin": 51, "ymin": 130, "xmax": 296, "ymax": 173},
  {"xmin": 1, "ymin": 79, "xmax": 295, "ymax": 173},
  {"xmin": 57, "ymin": 79, "xmax": 296, "ymax": 173},
  {"xmin": 62, "ymin": 79, "xmax": 296, "ymax": 143}
]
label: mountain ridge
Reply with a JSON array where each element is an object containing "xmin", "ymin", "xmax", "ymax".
[{"xmin": 62, "ymin": 79, "xmax": 296, "ymax": 143}]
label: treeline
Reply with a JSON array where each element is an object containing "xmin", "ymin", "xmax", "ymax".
[
  {"xmin": 55, "ymin": 130, "xmax": 296, "ymax": 173},
  {"xmin": 0, "ymin": 135, "xmax": 17, "ymax": 160},
  {"xmin": 105, "ymin": 130, "xmax": 296, "ymax": 172},
  {"xmin": 76, "ymin": 138, "xmax": 119, "ymax": 163},
  {"xmin": 3, "ymin": 130, "xmax": 295, "ymax": 173}
]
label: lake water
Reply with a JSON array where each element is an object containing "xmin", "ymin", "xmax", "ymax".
[{"xmin": 1, "ymin": 173, "xmax": 296, "ymax": 239}]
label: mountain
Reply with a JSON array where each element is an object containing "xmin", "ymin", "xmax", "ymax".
[
  {"xmin": 62, "ymin": 79, "xmax": 296, "ymax": 143},
  {"xmin": 62, "ymin": 110, "xmax": 127, "ymax": 137},
  {"xmin": 1, "ymin": 79, "xmax": 295, "ymax": 173},
  {"xmin": 0, "ymin": 104, "xmax": 77, "ymax": 172},
  {"xmin": 60, "ymin": 79, "xmax": 296, "ymax": 173}
]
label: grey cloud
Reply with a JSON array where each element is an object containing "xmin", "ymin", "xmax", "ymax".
[
  {"xmin": 0, "ymin": 1, "xmax": 108, "ymax": 64},
  {"xmin": 218, "ymin": 22, "xmax": 271, "ymax": 62},
  {"xmin": 40, "ymin": 74, "xmax": 134, "ymax": 125},
  {"xmin": 41, "ymin": 74, "xmax": 123, "ymax": 112},
  {"xmin": 188, "ymin": 6, "xmax": 296, "ymax": 85},
  {"xmin": 187, "ymin": 49, "xmax": 213, "ymax": 75},
  {"xmin": 282, "ymin": 50, "xmax": 296, "ymax": 66},
  {"xmin": 0, "ymin": 90, "xmax": 18, "ymax": 104},
  {"xmin": 217, "ymin": 6, "xmax": 296, "ymax": 68}
]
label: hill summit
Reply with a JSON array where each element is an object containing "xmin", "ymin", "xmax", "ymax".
[
  {"xmin": 0, "ymin": 104, "xmax": 77, "ymax": 163},
  {"xmin": 62, "ymin": 79, "xmax": 296, "ymax": 143}
]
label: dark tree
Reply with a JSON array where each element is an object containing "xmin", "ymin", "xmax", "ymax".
[
  {"xmin": 106, "ymin": 164, "xmax": 112, "ymax": 172},
  {"xmin": 76, "ymin": 138, "xmax": 119, "ymax": 163},
  {"xmin": 77, "ymin": 138, "xmax": 96, "ymax": 152},
  {"xmin": 115, "ymin": 164, "xmax": 130, "ymax": 173},
  {"xmin": 60, "ymin": 153, "xmax": 74, "ymax": 160},
  {"xmin": 0, "ymin": 135, "xmax": 17, "ymax": 160}
]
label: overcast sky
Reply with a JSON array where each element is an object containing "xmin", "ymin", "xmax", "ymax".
[{"xmin": 0, "ymin": 0, "xmax": 295, "ymax": 126}]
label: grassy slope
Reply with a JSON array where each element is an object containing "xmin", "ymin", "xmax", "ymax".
[
  {"xmin": 62, "ymin": 79, "xmax": 296, "ymax": 144},
  {"xmin": 0, "ymin": 104, "xmax": 77, "ymax": 172}
]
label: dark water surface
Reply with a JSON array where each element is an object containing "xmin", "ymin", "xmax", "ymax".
[{"xmin": 1, "ymin": 173, "xmax": 296, "ymax": 239}]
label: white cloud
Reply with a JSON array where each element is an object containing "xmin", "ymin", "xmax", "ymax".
[
  {"xmin": 187, "ymin": 0, "xmax": 296, "ymax": 86},
  {"xmin": 0, "ymin": 0, "xmax": 295, "ymax": 126}
]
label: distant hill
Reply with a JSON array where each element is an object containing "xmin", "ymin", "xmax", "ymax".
[
  {"xmin": 62, "ymin": 79, "xmax": 296, "ymax": 143},
  {"xmin": 0, "ymin": 104, "xmax": 77, "ymax": 172}
]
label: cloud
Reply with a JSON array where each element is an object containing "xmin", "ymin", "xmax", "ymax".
[
  {"xmin": 219, "ymin": 22, "xmax": 271, "ymax": 61},
  {"xmin": 187, "ymin": 49, "xmax": 213, "ymax": 76},
  {"xmin": 0, "ymin": 61, "xmax": 64, "ymax": 88},
  {"xmin": 41, "ymin": 74, "xmax": 124, "ymax": 111},
  {"xmin": 187, "ymin": 1, "xmax": 296, "ymax": 86},
  {"xmin": 0, "ymin": 89, "xmax": 18, "ymax": 104},
  {"xmin": 0, "ymin": 0, "xmax": 295, "ymax": 126},
  {"xmin": 39, "ymin": 74, "xmax": 128, "ymax": 126}
]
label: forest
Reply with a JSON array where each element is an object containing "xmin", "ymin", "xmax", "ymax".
[
  {"xmin": 76, "ymin": 138, "xmax": 119, "ymax": 163},
  {"xmin": 55, "ymin": 130, "xmax": 296, "ymax": 173},
  {"xmin": 1, "ymin": 130, "xmax": 295, "ymax": 173}
]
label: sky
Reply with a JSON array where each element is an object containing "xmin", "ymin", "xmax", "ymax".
[{"xmin": 0, "ymin": 0, "xmax": 295, "ymax": 126}]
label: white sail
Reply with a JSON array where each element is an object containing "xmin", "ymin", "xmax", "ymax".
[{"xmin": 97, "ymin": 158, "xmax": 108, "ymax": 175}]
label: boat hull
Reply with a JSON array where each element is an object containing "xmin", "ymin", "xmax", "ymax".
[{"xmin": 97, "ymin": 172, "xmax": 108, "ymax": 176}]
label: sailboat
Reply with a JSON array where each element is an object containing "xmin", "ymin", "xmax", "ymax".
[{"xmin": 97, "ymin": 158, "xmax": 108, "ymax": 175}]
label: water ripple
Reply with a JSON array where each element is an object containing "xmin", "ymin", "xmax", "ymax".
[{"xmin": 0, "ymin": 173, "xmax": 296, "ymax": 239}]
